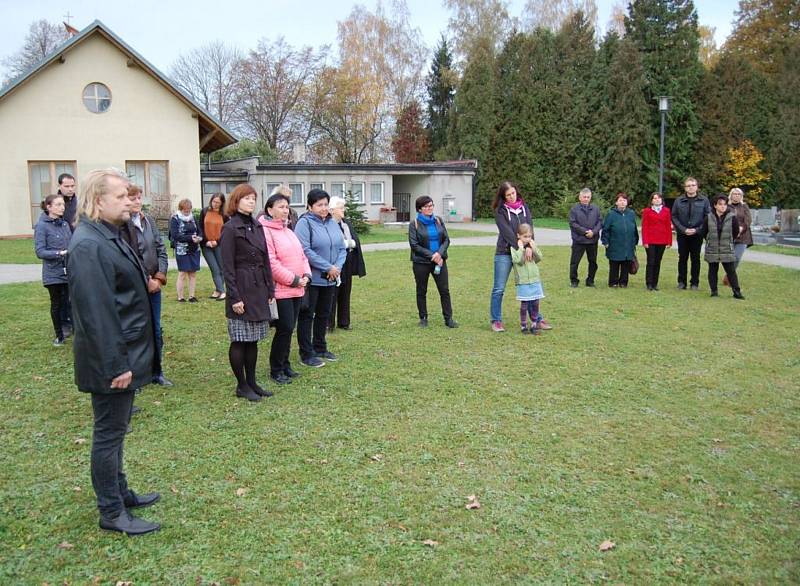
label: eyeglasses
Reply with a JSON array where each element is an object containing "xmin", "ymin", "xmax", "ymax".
[{"xmin": 422, "ymin": 203, "xmax": 434, "ymax": 209}]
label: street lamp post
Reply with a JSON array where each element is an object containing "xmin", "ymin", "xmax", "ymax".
[{"xmin": 658, "ymin": 96, "xmax": 670, "ymax": 196}]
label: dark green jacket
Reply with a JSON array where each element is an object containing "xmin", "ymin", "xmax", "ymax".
[
  {"xmin": 601, "ymin": 208, "xmax": 638, "ymax": 261},
  {"xmin": 67, "ymin": 217, "xmax": 156, "ymax": 394},
  {"xmin": 704, "ymin": 211, "xmax": 737, "ymax": 263}
]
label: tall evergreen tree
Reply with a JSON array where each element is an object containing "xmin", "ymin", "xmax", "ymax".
[
  {"xmin": 725, "ymin": 0, "xmax": 800, "ymax": 75},
  {"xmin": 426, "ymin": 37, "xmax": 456, "ymax": 159},
  {"xmin": 448, "ymin": 37, "xmax": 498, "ymax": 215},
  {"xmin": 625, "ymin": 0, "xmax": 703, "ymax": 196}
]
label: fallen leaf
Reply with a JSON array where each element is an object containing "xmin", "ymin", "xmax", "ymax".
[
  {"xmin": 115, "ymin": 582, "xmax": 133, "ymax": 586},
  {"xmin": 224, "ymin": 577, "xmax": 240, "ymax": 585},
  {"xmin": 73, "ymin": 486, "xmax": 82, "ymax": 492},
  {"xmin": 33, "ymin": 375, "xmax": 43, "ymax": 381},
  {"xmin": 599, "ymin": 540, "xmax": 616, "ymax": 552},
  {"xmin": 57, "ymin": 541, "xmax": 74, "ymax": 549},
  {"xmin": 320, "ymin": 459, "xmax": 328, "ymax": 464},
  {"xmin": 386, "ymin": 434, "xmax": 398, "ymax": 441},
  {"xmin": 465, "ymin": 495, "xmax": 481, "ymax": 510},
  {"xmin": 170, "ymin": 486, "xmax": 179, "ymax": 494},
  {"xmin": 235, "ymin": 487, "xmax": 248, "ymax": 497},
  {"xmin": 458, "ymin": 461, "xmax": 465, "ymax": 467},
  {"xmin": 675, "ymin": 557, "xmax": 684, "ymax": 565},
  {"xmin": 74, "ymin": 438, "xmax": 86, "ymax": 445},
  {"xmin": 293, "ymin": 560, "xmax": 304, "ymax": 570},
  {"xmin": 422, "ymin": 539, "xmax": 439, "ymax": 547},
  {"xmin": 370, "ymin": 454, "xmax": 384, "ymax": 462},
  {"xmin": 154, "ymin": 401, "xmax": 162, "ymax": 406}
]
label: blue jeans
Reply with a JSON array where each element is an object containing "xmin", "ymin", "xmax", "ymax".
[
  {"xmin": 491, "ymin": 253, "xmax": 544, "ymax": 324},
  {"xmin": 733, "ymin": 243, "xmax": 747, "ymax": 269},
  {"xmin": 202, "ymin": 245, "xmax": 225, "ymax": 293},
  {"xmin": 150, "ymin": 290, "xmax": 163, "ymax": 374},
  {"xmin": 490, "ymin": 254, "xmax": 513, "ymax": 322}
]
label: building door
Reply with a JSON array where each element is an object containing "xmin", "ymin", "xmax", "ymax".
[{"xmin": 394, "ymin": 192, "xmax": 411, "ymax": 222}]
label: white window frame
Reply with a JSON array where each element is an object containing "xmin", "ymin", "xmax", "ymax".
[
  {"xmin": 330, "ymin": 182, "xmax": 345, "ymax": 199},
  {"xmin": 309, "ymin": 182, "xmax": 325, "ymax": 192},
  {"xmin": 369, "ymin": 182, "xmax": 384, "ymax": 204},
  {"xmin": 125, "ymin": 161, "xmax": 169, "ymax": 206},
  {"xmin": 288, "ymin": 183, "xmax": 304, "ymax": 206},
  {"xmin": 349, "ymin": 182, "xmax": 365, "ymax": 204},
  {"xmin": 28, "ymin": 161, "xmax": 76, "ymax": 226}
]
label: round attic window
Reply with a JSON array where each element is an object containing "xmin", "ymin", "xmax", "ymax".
[{"xmin": 82, "ymin": 82, "xmax": 112, "ymax": 113}]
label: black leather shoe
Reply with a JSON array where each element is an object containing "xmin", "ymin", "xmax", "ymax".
[
  {"xmin": 152, "ymin": 373, "xmax": 174, "ymax": 386},
  {"xmin": 585, "ymin": 281, "xmax": 595, "ymax": 287},
  {"xmin": 419, "ymin": 318, "xmax": 428, "ymax": 328},
  {"xmin": 570, "ymin": 282, "xmax": 578, "ymax": 288},
  {"xmin": 445, "ymin": 318, "xmax": 459, "ymax": 328},
  {"xmin": 733, "ymin": 291, "xmax": 745, "ymax": 300},
  {"xmin": 125, "ymin": 491, "xmax": 160, "ymax": 509},
  {"xmin": 131, "ymin": 405, "xmax": 142, "ymax": 415},
  {"xmin": 271, "ymin": 373, "xmax": 292, "ymax": 385},
  {"xmin": 338, "ymin": 325, "xmax": 352, "ymax": 331},
  {"xmin": 677, "ymin": 282, "xmax": 686, "ymax": 290},
  {"xmin": 284, "ymin": 367, "xmax": 300, "ymax": 378},
  {"xmin": 235, "ymin": 385, "xmax": 262, "ymax": 401},
  {"xmin": 99, "ymin": 510, "xmax": 160, "ymax": 535},
  {"xmin": 710, "ymin": 290, "xmax": 719, "ymax": 297},
  {"xmin": 249, "ymin": 383, "xmax": 274, "ymax": 398}
]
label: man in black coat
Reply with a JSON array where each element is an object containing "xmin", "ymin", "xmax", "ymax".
[
  {"xmin": 67, "ymin": 169, "xmax": 161, "ymax": 536},
  {"xmin": 568, "ymin": 188, "xmax": 602, "ymax": 287},
  {"xmin": 671, "ymin": 176, "xmax": 711, "ymax": 290}
]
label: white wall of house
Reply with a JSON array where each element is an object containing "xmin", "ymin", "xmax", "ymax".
[{"xmin": 0, "ymin": 33, "xmax": 202, "ymax": 236}]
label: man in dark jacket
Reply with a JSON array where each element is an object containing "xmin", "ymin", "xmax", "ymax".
[
  {"xmin": 122, "ymin": 183, "xmax": 172, "ymax": 386},
  {"xmin": 57, "ymin": 173, "xmax": 77, "ymax": 333},
  {"xmin": 67, "ymin": 169, "xmax": 161, "ymax": 536},
  {"xmin": 672, "ymin": 177, "xmax": 711, "ymax": 290},
  {"xmin": 568, "ymin": 188, "xmax": 602, "ymax": 287}
]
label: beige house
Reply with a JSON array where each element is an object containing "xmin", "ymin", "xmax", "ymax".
[
  {"xmin": 202, "ymin": 158, "xmax": 478, "ymax": 223},
  {"xmin": 0, "ymin": 20, "xmax": 235, "ymax": 237}
]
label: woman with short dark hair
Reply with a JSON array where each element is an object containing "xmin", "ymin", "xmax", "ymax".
[
  {"xmin": 34, "ymin": 193, "xmax": 73, "ymax": 345},
  {"xmin": 705, "ymin": 194, "xmax": 745, "ymax": 299},
  {"xmin": 641, "ymin": 192, "xmax": 672, "ymax": 291},
  {"xmin": 601, "ymin": 193, "xmax": 639, "ymax": 288},
  {"xmin": 220, "ymin": 184, "xmax": 275, "ymax": 401},
  {"xmin": 409, "ymin": 196, "xmax": 457, "ymax": 328}
]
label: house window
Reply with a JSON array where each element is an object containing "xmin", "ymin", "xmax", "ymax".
[
  {"xmin": 370, "ymin": 182, "xmax": 384, "ymax": 204},
  {"xmin": 126, "ymin": 161, "xmax": 169, "ymax": 206},
  {"xmin": 350, "ymin": 182, "xmax": 365, "ymax": 204},
  {"xmin": 28, "ymin": 161, "xmax": 76, "ymax": 226},
  {"xmin": 202, "ymin": 182, "xmax": 233, "ymax": 207},
  {"xmin": 288, "ymin": 183, "xmax": 304, "ymax": 206},
  {"xmin": 310, "ymin": 182, "xmax": 324, "ymax": 191},
  {"xmin": 82, "ymin": 82, "xmax": 112, "ymax": 113},
  {"xmin": 330, "ymin": 182, "xmax": 345, "ymax": 199}
]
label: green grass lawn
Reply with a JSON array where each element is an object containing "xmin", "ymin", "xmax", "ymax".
[
  {"xmin": 751, "ymin": 244, "xmax": 800, "ymax": 257},
  {"xmin": 0, "ymin": 238, "xmax": 39, "ymax": 264},
  {"xmin": 0, "ymin": 247, "xmax": 798, "ymax": 583}
]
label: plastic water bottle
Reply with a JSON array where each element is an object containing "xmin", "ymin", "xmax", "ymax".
[{"xmin": 434, "ymin": 264, "xmax": 441, "ymax": 275}]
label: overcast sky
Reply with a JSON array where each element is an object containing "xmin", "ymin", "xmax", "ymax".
[{"xmin": 1, "ymin": 0, "xmax": 739, "ymax": 73}]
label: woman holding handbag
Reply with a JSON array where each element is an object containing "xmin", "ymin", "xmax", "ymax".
[
  {"xmin": 259, "ymin": 193, "xmax": 311, "ymax": 384},
  {"xmin": 601, "ymin": 193, "xmax": 639, "ymax": 288}
]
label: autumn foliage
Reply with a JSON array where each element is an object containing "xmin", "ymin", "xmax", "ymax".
[
  {"xmin": 391, "ymin": 101, "xmax": 430, "ymax": 163},
  {"xmin": 723, "ymin": 139, "xmax": 770, "ymax": 207}
]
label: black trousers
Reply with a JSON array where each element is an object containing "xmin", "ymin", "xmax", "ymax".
[
  {"xmin": 45, "ymin": 283, "xmax": 69, "ymax": 339},
  {"xmin": 569, "ymin": 242, "xmax": 598, "ymax": 285},
  {"xmin": 297, "ymin": 285, "xmax": 335, "ymax": 360},
  {"xmin": 645, "ymin": 245, "xmax": 667, "ymax": 288},
  {"xmin": 412, "ymin": 262, "xmax": 453, "ymax": 320},
  {"xmin": 608, "ymin": 260, "xmax": 630, "ymax": 287},
  {"xmin": 90, "ymin": 390, "xmax": 135, "ymax": 518},
  {"xmin": 708, "ymin": 261, "xmax": 741, "ymax": 293},
  {"xmin": 270, "ymin": 297, "xmax": 301, "ymax": 376},
  {"xmin": 329, "ymin": 260, "xmax": 353, "ymax": 329},
  {"xmin": 677, "ymin": 233, "xmax": 703, "ymax": 286}
]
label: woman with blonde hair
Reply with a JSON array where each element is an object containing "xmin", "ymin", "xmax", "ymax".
[
  {"xmin": 727, "ymin": 187, "xmax": 753, "ymax": 283},
  {"xmin": 169, "ymin": 198, "xmax": 202, "ymax": 302}
]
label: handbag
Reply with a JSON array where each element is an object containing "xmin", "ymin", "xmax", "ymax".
[
  {"xmin": 629, "ymin": 254, "xmax": 639, "ymax": 275},
  {"xmin": 268, "ymin": 298, "xmax": 280, "ymax": 322}
]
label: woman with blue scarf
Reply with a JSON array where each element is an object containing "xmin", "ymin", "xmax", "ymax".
[{"xmin": 408, "ymin": 196, "xmax": 458, "ymax": 328}]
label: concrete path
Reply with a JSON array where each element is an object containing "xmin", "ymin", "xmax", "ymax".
[{"xmin": 2, "ymin": 227, "xmax": 798, "ymax": 285}]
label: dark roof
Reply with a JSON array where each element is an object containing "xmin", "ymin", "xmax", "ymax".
[
  {"xmin": 254, "ymin": 160, "xmax": 478, "ymax": 173},
  {"xmin": 0, "ymin": 20, "xmax": 236, "ymax": 153}
]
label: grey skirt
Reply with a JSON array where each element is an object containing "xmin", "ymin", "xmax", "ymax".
[{"xmin": 227, "ymin": 318, "xmax": 269, "ymax": 342}]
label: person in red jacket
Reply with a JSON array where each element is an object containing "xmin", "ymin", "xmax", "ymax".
[{"xmin": 641, "ymin": 192, "xmax": 673, "ymax": 291}]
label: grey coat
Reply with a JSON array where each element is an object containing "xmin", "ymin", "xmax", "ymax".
[
  {"xmin": 67, "ymin": 218, "xmax": 156, "ymax": 394},
  {"xmin": 34, "ymin": 212, "xmax": 72, "ymax": 285},
  {"xmin": 569, "ymin": 203, "xmax": 602, "ymax": 244},
  {"xmin": 129, "ymin": 212, "xmax": 168, "ymax": 280}
]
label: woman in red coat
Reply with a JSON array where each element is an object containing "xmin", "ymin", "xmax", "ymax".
[{"xmin": 641, "ymin": 192, "xmax": 673, "ymax": 291}]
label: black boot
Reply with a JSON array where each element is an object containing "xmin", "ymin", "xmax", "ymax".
[
  {"xmin": 235, "ymin": 385, "xmax": 262, "ymax": 401},
  {"xmin": 99, "ymin": 510, "xmax": 160, "ymax": 535},
  {"xmin": 733, "ymin": 290, "xmax": 745, "ymax": 300}
]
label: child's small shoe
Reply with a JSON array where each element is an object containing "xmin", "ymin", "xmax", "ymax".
[
  {"xmin": 530, "ymin": 325, "xmax": 541, "ymax": 335},
  {"xmin": 520, "ymin": 326, "xmax": 529, "ymax": 334}
]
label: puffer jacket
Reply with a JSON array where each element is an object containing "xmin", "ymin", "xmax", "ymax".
[
  {"xmin": 259, "ymin": 216, "xmax": 311, "ymax": 299},
  {"xmin": 34, "ymin": 212, "xmax": 72, "ymax": 285}
]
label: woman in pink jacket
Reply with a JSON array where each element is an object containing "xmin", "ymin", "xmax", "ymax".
[{"xmin": 260, "ymin": 193, "xmax": 311, "ymax": 384}]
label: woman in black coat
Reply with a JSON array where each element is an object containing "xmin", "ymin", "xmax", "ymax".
[
  {"xmin": 220, "ymin": 184, "xmax": 275, "ymax": 402},
  {"xmin": 408, "ymin": 195, "xmax": 457, "ymax": 329},
  {"xmin": 327, "ymin": 196, "xmax": 366, "ymax": 331}
]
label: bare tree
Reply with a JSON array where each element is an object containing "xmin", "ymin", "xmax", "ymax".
[
  {"xmin": 169, "ymin": 41, "xmax": 242, "ymax": 127},
  {"xmin": 606, "ymin": 1, "xmax": 627, "ymax": 37},
  {"xmin": 443, "ymin": 0, "xmax": 514, "ymax": 63},
  {"xmin": 235, "ymin": 39, "xmax": 327, "ymax": 159},
  {"xmin": 2, "ymin": 19, "xmax": 69, "ymax": 82},
  {"xmin": 522, "ymin": 0, "xmax": 598, "ymax": 33}
]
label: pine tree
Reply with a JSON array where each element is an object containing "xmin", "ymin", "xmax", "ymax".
[
  {"xmin": 448, "ymin": 37, "xmax": 498, "ymax": 215},
  {"xmin": 425, "ymin": 37, "xmax": 456, "ymax": 159},
  {"xmin": 344, "ymin": 191, "xmax": 370, "ymax": 235},
  {"xmin": 625, "ymin": 0, "xmax": 704, "ymax": 195},
  {"xmin": 391, "ymin": 100, "xmax": 430, "ymax": 163}
]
